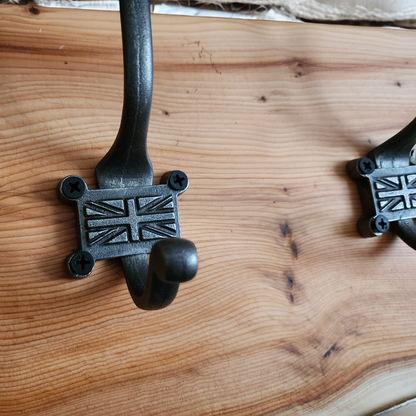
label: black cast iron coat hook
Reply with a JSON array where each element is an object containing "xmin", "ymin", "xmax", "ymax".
[
  {"xmin": 347, "ymin": 117, "xmax": 416, "ymax": 250},
  {"xmin": 58, "ymin": 0, "xmax": 198, "ymax": 310}
]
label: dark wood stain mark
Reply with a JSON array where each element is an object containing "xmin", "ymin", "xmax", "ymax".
[
  {"xmin": 284, "ymin": 270, "xmax": 296, "ymax": 304},
  {"xmin": 368, "ymin": 139, "xmax": 372, "ymax": 143},
  {"xmin": 29, "ymin": 6, "xmax": 40, "ymax": 15},
  {"xmin": 280, "ymin": 222, "xmax": 290, "ymax": 238},
  {"xmin": 65, "ymin": 61, "xmax": 69, "ymax": 65},
  {"xmin": 323, "ymin": 343, "xmax": 342, "ymax": 359},
  {"xmin": 279, "ymin": 340, "xmax": 302, "ymax": 357},
  {"xmin": 280, "ymin": 220, "xmax": 299, "ymax": 259},
  {"xmin": 293, "ymin": 60, "xmax": 305, "ymax": 78},
  {"xmin": 187, "ymin": 40, "xmax": 200, "ymax": 47},
  {"xmin": 285, "ymin": 344, "xmax": 301, "ymax": 356},
  {"xmin": 291, "ymin": 242, "xmax": 298, "ymax": 259},
  {"xmin": 198, "ymin": 46, "xmax": 221, "ymax": 74},
  {"xmin": 164, "ymin": 111, "xmax": 169, "ymax": 116},
  {"xmin": 182, "ymin": 365, "xmax": 202, "ymax": 377},
  {"xmin": 283, "ymin": 187, "xmax": 288, "ymax": 192},
  {"xmin": 396, "ymin": 81, "xmax": 401, "ymax": 87},
  {"xmin": 347, "ymin": 330, "xmax": 363, "ymax": 337},
  {"xmin": 258, "ymin": 96, "xmax": 267, "ymax": 102}
]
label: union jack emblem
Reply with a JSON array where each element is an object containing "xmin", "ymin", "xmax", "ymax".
[
  {"xmin": 374, "ymin": 174, "xmax": 416, "ymax": 213},
  {"xmin": 83, "ymin": 195, "xmax": 178, "ymax": 246}
]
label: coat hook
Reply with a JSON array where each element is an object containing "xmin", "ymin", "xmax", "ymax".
[
  {"xmin": 347, "ymin": 117, "xmax": 416, "ymax": 250},
  {"xmin": 58, "ymin": 0, "xmax": 198, "ymax": 309}
]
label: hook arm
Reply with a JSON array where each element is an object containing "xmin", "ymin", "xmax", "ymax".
[
  {"xmin": 123, "ymin": 239, "xmax": 198, "ymax": 310},
  {"xmin": 96, "ymin": 0, "xmax": 153, "ymax": 189}
]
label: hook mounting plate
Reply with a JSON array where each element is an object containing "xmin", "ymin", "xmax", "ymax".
[
  {"xmin": 347, "ymin": 159, "xmax": 416, "ymax": 236},
  {"xmin": 59, "ymin": 174, "xmax": 187, "ymax": 264},
  {"xmin": 59, "ymin": 171, "xmax": 189, "ymax": 277}
]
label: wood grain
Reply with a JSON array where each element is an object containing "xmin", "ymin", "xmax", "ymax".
[{"xmin": 1, "ymin": 4, "xmax": 416, "ymax": 415}]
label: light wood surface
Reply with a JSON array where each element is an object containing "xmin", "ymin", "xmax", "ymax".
[{"xmin": 1, "ymin": 4, "xmax": 416, "ymax": 415}]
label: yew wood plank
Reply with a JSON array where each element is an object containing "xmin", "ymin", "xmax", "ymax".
[{"xmin": 1, "ymin": 4, "xmax": 416, "ymax": 415}]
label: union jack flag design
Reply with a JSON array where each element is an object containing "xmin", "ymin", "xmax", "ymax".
[
  {"xmin": 83, "ymin": 195, "xmax": 177, "ymax": 246},
  {"xmin": 374, "ymin": 174, "xmax": 416, "ymax": 213}
]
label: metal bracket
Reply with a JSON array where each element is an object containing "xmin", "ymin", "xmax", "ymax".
[
  {"xmin": 347, "ymin": 117, "xmax": 416, "ymax": 250},
  {"xmin": 58, "ymin": 0, "xmax": 197, "ymax": 310}
]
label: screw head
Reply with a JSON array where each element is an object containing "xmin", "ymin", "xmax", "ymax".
[
  {"xmin": 371, "ymin": 215, "xmax": 390, "ymax": 234},
  {"xmin": 168, "ymin": 171, "xmax": 188, "ymax": 191},
  {"xmin": 68, "ymin": 251, "xmax": 94, "ymax": 278},
  {"xmin": 60, "ymin": 176, "xmax": 87, "ymax": 200},
  {"xmin": 358, "ymin": 158, "xmax": 375, "ymax": 175}
]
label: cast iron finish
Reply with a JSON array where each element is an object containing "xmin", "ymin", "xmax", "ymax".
[
  {"xmin": 58, "ymin": 0, "xmax": 197, "ymax": 309},
  {"xmin": 347, "ymin": 117, "xmax": 416, "ymax": 249}
]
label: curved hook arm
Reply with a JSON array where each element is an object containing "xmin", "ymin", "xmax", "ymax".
[
  {"xmin": 368, "ymin": 117, "xmax": 416, "ymax": 169},
  {"xmin": 391, "ymin": 219, "xmax": 416, "ymax": 251},
  {"xmin": 122, "ymin": 239, "xmax": 198, "ymax": 310},
  {"xmin": 96, "ymin": 0, "xmax": 153, "ymax": 189}
]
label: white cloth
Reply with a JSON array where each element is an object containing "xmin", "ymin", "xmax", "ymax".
[{"xmin": 200, "ymin": 0, "xmax": 416, "ymax": 23}]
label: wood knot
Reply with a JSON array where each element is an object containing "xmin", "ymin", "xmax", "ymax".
[{"xmin": 29, "ymin": 6, "xmax": 40, "ymax": 15}]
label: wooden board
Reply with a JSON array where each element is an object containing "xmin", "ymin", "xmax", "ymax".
[{"xmin": 1, "ymin": 4, "xmax": 416, "ymax": 415}]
